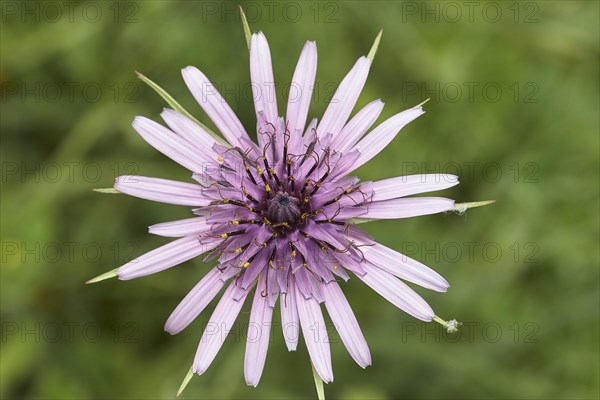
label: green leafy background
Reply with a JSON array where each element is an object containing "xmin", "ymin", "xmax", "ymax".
[{"xmin": 1, "ymin": 1, "xmax": 598, "ymax": 399}]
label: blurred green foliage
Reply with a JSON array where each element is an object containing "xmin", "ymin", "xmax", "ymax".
[{"xmin": 1, "ymin": 1, "xmax": 598, "ymax": 399}]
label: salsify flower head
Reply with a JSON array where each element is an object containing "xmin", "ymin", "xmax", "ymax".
[{"xmin": 90, "ymin": 25, "xmax": 492, "ymax": 393}]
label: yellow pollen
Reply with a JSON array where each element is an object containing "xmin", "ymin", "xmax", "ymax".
[
  {"xmin": 265, "ymin": 184, "xmax": 271, "ymax": 192},
  {"xmin": 256, "ymin": 166, "xmax": 263, "ymax": 174},
  {"xmin": 231, "ymin": 220, "xmax": 239, "ymax": 225},
  {"xmin": 291, "ymin": 250, "xmax": 297, "ymax": 257},
  {"xmin": 234, "ymin": 248, "xmax": 242, "ymax": 253},
  {"xmin": 243, "ymin": 262, "xmax": 250, "ymax": 268},
  {"xmin": 220, "ymin": 233, "xmax": 228, "ymax": 238},
  {"xmin": 304, "ymin": 197, "xmax": 309, "ymax": 203},
  {"xmin": 216, "ymin": 156, "xmax": 223, "ymax": 162}
]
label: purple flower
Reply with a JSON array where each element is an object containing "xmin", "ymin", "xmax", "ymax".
[{"xmin": 90, "ymin": 30, "xmax": 487, "ymax": 391}]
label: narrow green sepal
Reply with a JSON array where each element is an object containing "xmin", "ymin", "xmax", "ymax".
[
  {"xmin": 417, "ymin": 98, "xmax": 431, "ymax": 108},
  {"xmin": 367, "ymin": 29, "xmax": 383, "ymax": 62},
  {"xmin": 177, "ymin": 366, "xmax": 194, "ymax": 398},
  {"xmin": 135, "ymin": 71, "xmax": 228, "ymax": 146},
  {"xmin": 93, "ymin": 188, "xmax": 120, "ymax": 194},
  {"xmin": 348, "ymin": 218, "xmax": 377, "ymax": 225},
  {"xmin": 312, "ymin": 363, "xmax": 325, "ymax": 400},
  {"xmin": 86, "ymin": 268, "xmax": 118, "ymax": 284},
  {"xmin": 239, "ymin": 5, "xmax": 252, "ymax": 49},
  {"xmin": 452, "ymin": 200, "xmax": 496, "ymax": 214}
]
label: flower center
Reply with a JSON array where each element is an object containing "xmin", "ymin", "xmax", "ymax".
[{"xmin": 266, "ymin": 191, "xmax": 301, "ymax": 226}]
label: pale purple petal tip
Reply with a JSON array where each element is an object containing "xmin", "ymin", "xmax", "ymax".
[
  {"xmin": 193, "ymin": 283, "xmax": 249, "ymax": 375},
  {"xmin": 295, "ymin": 283, "xmax": 334, "ymax": 383},
  {"xmin": 244, "ymin": 273, "xmax": 274, "ymax": 387},
  {"xmin": 323, "ymin": 281, "xmax": 371, "ymax": 368}
]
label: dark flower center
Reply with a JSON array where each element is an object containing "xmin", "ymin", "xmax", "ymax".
[{"xmin": 267, "ymin": 191, "xmax": 301, "ymax": 226}]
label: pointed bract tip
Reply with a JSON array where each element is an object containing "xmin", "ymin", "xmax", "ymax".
[
  {"xmin": 177, "ymin": 367, "xmax": 194, "ymax": 397},
  {"xmin": 86, "ymin": 268, "xmax": 118, "ymax": 284},
  {"xmin": 92, "ymin": 188, "xmax": 120, "ymax": 194},
  {"xmin": 452, "ymin": 200, "xmax": 496, "ymax": 214},
  {"xmin": 367, "ymin": 29, "xmax": 383, "ymax": 62},
  {"xmin": 417, "ymin": 98, "xmax": 431, "ymax": 108},
  {"xmin": 239, "ymin": 5, "xmax": 252, "ymax": 49}
]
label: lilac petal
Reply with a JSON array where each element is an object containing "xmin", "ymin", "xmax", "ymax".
[
  {"xmin": 165, "ymin": 267, "xmax": 226, "ymax": 334},
  {"xmin": 331, "ymin": 99, "xmax": 384, "ymax": 153},
  {"xmin": 322, "ymin": 281, "xmax": 371, "ymax": 368},
  {"xmin": 250, "ymin": 32, "xmax": 278, "ymax": 147},
  {"xmin": 161, "ymin": 108, "xmax": 220, "ymax": 162},
  {"xmin": 350, "ymin": 104, "xmax": 425, "ymax": 172},
  {"xmin": 303, "ymin": 117, "xmax": 318, "ymax": 145},
  {"xmin": 118, "ymin": 235, "xmax": 216, "ymax": 280},
  {"xmin": 240, "ymin": 249, "xmax": 271, "ymax": 290},
  {"xmin": 357, "ymin": 264, "xmax": 435, "ymax": 321},
  {"xmin": 340, "ymin": 224, "xmax": 375, "ymax": 246},
  {"xmin": 314, "ymin": 205, "xmax": 368, "ymax": 221},
  {"xmin": 194, "ymin": 282, "xmax": 249, "ymax": 375},
  {"xmin": 132, "ymin": 116, "xmax": 206, "ymax": 172},
  {"xmin": 363, "ymin": 174, "xmax": 460, "ymax": 201},
  {"xmin": 365, "ymin": 197, "xmax": 455, "ymax": 219},
  {"xmin": 317, "ymin": 57, "xmax": 371, "ymax": 140},
  {"xmin": 280, "ymin": 281, "xmax": 299, "ymax": 351},
  {"xmin": 149, "ymin": 217, "xmax": 210, "ymax": 237},
  {"xmin": 287, "ymin": 41, "xmax": 317, "ymax": 134},
  {"xmin": 244, "ymin": 273, "xmax": 274, "ymax": 387},
  {"xmin": 114, "ymin": 176, "xmax": 210, "ymax": 206},
  {"xmin": 301, "ymin": 220, "xmax": 347, "ymax": 251},
  {"xmin": 295, "ymin": 282, "xmax": 334, "ymax": 383},
  {"xmin": 266, "ymin": 267, "xmax": 279, "ymax": 307},
  {"xmin": 182, "ymin": 66, "xmax": 249, "ymax": 147},
  {"xmin": 363, "ymin": 243, "xmax": 449, "ymax": 292}
]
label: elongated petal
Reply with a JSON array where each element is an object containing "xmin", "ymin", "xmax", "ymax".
[
  {"xmin": 132, "ymin": 116, "xmax": 206, "ymax": 172},
  {"xmin": 350, "ymin": 105, "xmax": 425, "ymax": 171},
  {"xmin": 161, "ymin": 108, "xmax": 220, "ymax": 162},
  {"xmin": 322, "ymin": 281, "xmax": 371, "ymax": 368},
  {"xmin": 115, "ymin": 176, "xmax": 210, "ymax": 206},
  {"xmin": 365, "ymin": 197, "xmax": 455, "ymax": 219},
  {"xmin": 182, "ymin": 66, "xmax": 249, "ymax": 147},
  {"xmin": 245, "ymin": 273, "xmax": 274, "ymax": 387},
  {"xmin": 287, "ymin": 41, "xmax": 317, "ymax": 134},
  {"xmin": 357, "ymin": 264, "xmax": 435, "ymax": 321},
  {"xmin": 363, "ymin": 174, "xmax": 459, "ymax": 201},
  {"xmin": 118, "ymin": 235, "xmax": 214, "ymax": 280},
  {"xmin": 332, "ymin": 99, "xmax": 384, "ymax": 153},
  {"xmin": 363, "ymin": 243, "xmax": 449, "ymax": 292},
  {"xmin": 165, "ymin": 267, "xmax": 226, "ymax": 334},
  {"xmin": 280, "ymin": 283, "xmax": 299, "ymax": 351},
  {"xmin": 149, "ymin": 217, "xmax": 210, "ymax": 237},
  {"xmin": 295, "ymin": 283, "xmax": 333, "ymax": 383},
  {"xmin": 318, "ymin": 57, "xmax": 371, "ymax": 140},
  {"xmin": 250, "ymin": 32, "xmax": 278, "ymax": 147},
  {"xmin": 194, "ymin": 282, "xmax": 249, "ymax": 375}
]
